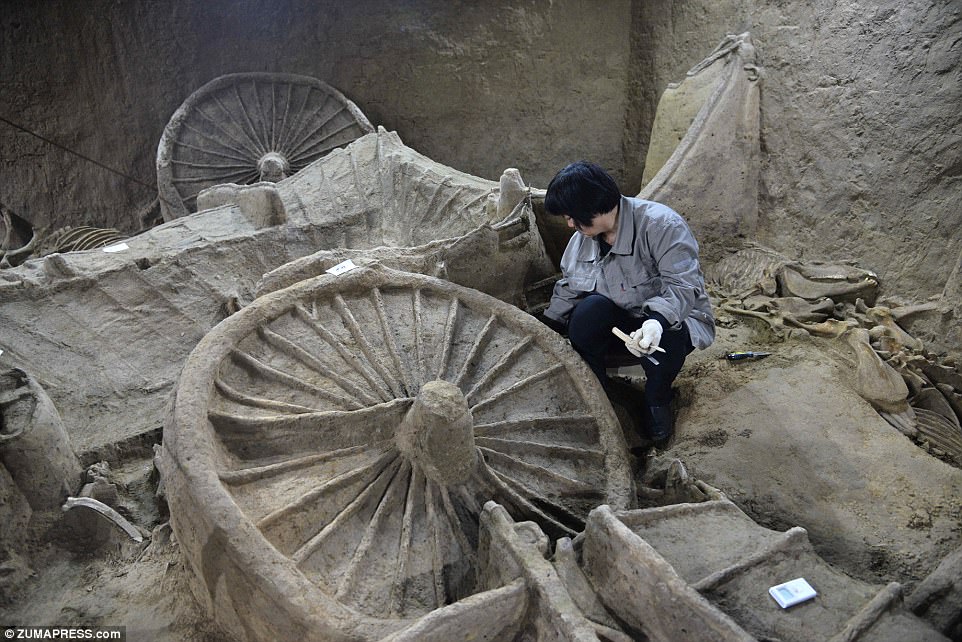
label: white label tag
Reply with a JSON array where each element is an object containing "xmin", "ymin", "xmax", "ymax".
[
  {"xmin": 102, "ymin": 242, "xmax": 129, "ymax": 253},
  {"xmin": 326, "ymin": 259, "xmax": 358, "ymax": 276},
  {"xmin": 769, "ymin": 578, "xmax": 817, "ymax": 608}
]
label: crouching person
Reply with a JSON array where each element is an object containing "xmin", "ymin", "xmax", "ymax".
[{"xmin": 538, "ymin": 161, "xmax": 715, "ymax": 446}]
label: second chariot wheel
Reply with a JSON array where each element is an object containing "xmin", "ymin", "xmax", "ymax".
[{"xmin": 157, "ymin": 72, "xmax": 374, "ymax": 220}]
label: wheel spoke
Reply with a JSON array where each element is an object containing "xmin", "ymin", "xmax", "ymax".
[
  {"xmin": 335, "ymin": 459, "xmax": 410, "ymax": 601},
  {"xmin": 433, "ymin": 297, "xmax": 460, "ymax": 380},
  {"xmin": 170, "ymin": 160, "xmax": 253, "ymax": 171},
  {"xmin": 288, "ymin": 120, "xmax": 360, "ymax": 165},
  {"xmin": 219, "ymin": 442, "xmax": 386, "ymax": 485},
  {"xmin": 172, "ymin": 138, "xmax": 251, "ymax": 164},
  {"xmin": 371, "ymin": 287, "xmax": 414, "ymax": 396},
  {"xmin": 230, "ymin": 348, "xmax": 363, "ymax": 410},
  {"xmin": 227, "ymin": 85, "xmax": 269, "ymax": 156},
  {"xmin": 282, "ymin": 91, "xmax": 334, "ymax": 158},
  {"xmin": 470, "ymin": 363, "xmax": 565, "ymax": 414},
  {"xmin": 390, "ymin": 465, "xmax": 421, "ymax": 615},
  {"xmin": 259, "ymin": 325, "xmax": 382, "ymax": 406},
  {"xmin": 452, "ymin": 313, "xmax": 496, "ymax": 387},
  {"xmin": 440, "ymin": 485, "xmax": 475, "ymax": 567},
  {"xmin": 275, "ymin": 82, "xmax": 294, "ymax": 153},
  {"xmin": 473, "ymin": 463, "xmax": 577, "ymax": 537},
  {"xmin": 215, "ymin": 378, "xmax": 322, "ymax": 413},
  {"xmin": 286, "ymin": 105, "xmax": 349, "ymax": 160},
  {"xmin": 178, "ymin": 121, "xmax": 255, "ymax": 159},
  {"xmin": 172, "ymin": 167, "xmax": 257, "ymax": 184},
  {"xmin": 333, "ymin": 294, "xmax": 404, "ymax": 399},
  {"xmin": 478, "ymin": 446, "xmax": 602, "ymax": 497},
  {"xmin": 289, "ymin": 453, "xmax": 401, "ymax": 565},
  {"xmin": 474, "ymin": 415, "xmax": 598, "ymax": 442},
  {"xmin": 294, "ymin": 304, "xmax": 394, "ymax": 402},
  {"xmin": 465, "ymin": 336, "xmax": 532, "ymax": 404},
  {"xmin": 257, "ymin": 447, "xmax": 396, "ymax": 535},
  {"xmin": 247, "ymin": 79, "xmax": 272, "ymax": 152},
  {"xmin": 209, "ymin": 399, "xmax": 409, "ymax": 455},
  {"xmin": 413, "ymin": 288, "xmax": 426, "ymax": 385},
  {"xmin": 424, "ymin": 479, "xmax": 446, "ymax": 607},
  {"xmin": 196, "ymin": 100, "xmax": 263, "ymax": 159},
  {"xmin": 276, "ymin": 83, "xmax": 315, "ymax": 154},
  {"xmin": 474, "ymin": 436, "xmax": 605, "ymax": 465}
]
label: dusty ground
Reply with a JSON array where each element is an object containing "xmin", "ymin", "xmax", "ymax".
[
  {"xmin": 673, "ymin": 316, "xmax": 962, "ymax": 592},
  {"xmin": 2, "ymin": 311, "xmax": 959, "ymax": 639},
  {"xmin": 1, "ymin": 526, "xmax": 221, "ymax": 641},
  {"xmin": 0, "ymin": 457, "xmax": 222, "ymax": 640}
]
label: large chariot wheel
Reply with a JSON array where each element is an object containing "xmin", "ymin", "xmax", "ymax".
[
  {"xmin": 156, "ymin": 72, "xmax": 374, "ymax": 221},
  {"xmin": 162, "ymin": 265, "xmax": 632, "ymax": 641}
]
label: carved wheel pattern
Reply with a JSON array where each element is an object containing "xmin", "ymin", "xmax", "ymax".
[
  {"xmin": 157, "ymin": 72, "xmax": 374, "ymax": 220},
  {"xmin": 166, "ymin": 266, "xmax": 631, "ymax": 631}
]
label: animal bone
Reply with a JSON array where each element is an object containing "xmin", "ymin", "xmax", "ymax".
[
  {"xmin": 785, "ymin": 316, "xmax": 858, "ymax": 338},
  {"xmin": 844, "ymin": 328, "xmax": 910, "ymax": 415},
  {"xmin": 779, "ymin": 261, "xmax": 879, "ymax": 304},
  {"xmin": 856, "ymin": 299, "xmax": 924, "ymax": 352},
  {"xmin": 708, "ymin": 246, "xmax": 784, "ymax": 298},
  {"xmin": 912, "ymin": 388, "xmax": 961, "ymax": 431}
]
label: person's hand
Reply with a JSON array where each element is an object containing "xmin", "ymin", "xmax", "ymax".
[{"xmin": 627, "ymin": 319, "xmax": 663, "ymax": 356}]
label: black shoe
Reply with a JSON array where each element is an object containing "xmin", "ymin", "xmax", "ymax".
[{"xmin": 648, "ymin": 404, "xmax": 673, "ymax": 447}]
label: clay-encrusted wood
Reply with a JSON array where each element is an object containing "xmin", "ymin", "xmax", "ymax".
[
  {"xmin": 157, "ymin": 72, "xmax": 374, "ymax": 220},
  {"xmin": 161, "ymin": 265, "xmax": 632, "ymax": 641}
]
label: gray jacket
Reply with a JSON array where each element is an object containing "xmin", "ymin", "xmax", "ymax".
[{"xmin": 544, "ymin": 195, "xmax": 715, "ymax": 349}]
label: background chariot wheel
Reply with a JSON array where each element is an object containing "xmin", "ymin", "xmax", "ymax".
[
  {"xmin": 156, "ymin": 72, "xmax": 374, "ymax": 221},
  {"xmin": 162, "ymin": 265, "xmax": 632, "ymax": 640}
]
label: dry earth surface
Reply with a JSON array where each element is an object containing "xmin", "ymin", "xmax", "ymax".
[{"xmin": 3, "ymin": 311, "xmax": 959, "ymax": 639}]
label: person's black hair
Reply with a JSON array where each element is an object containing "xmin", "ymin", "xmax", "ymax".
[{"xmin": 544, "ymin": 161, "xmax": 621, "ymax": 227}]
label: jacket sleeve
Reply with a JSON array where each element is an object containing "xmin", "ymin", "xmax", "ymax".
[
  {"xmin": 543, "ymin": 277, "xmax": 583, "ymax": 324},
  {"xmin": 642, "ymin": 214, "xmax": 706, "ymax": 329},
  {"xmin": 543, "ymin": 236, "xmax": 586, "ymax": 324}
]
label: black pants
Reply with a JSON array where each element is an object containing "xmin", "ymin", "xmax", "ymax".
[{"xmin": 567, "ymin": 294, "xmax": 693, "ymax": 406}]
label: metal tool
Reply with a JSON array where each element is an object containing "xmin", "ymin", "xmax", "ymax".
[{"xmin": 725, "ymin": 351, "xmax": 772, "ymax": 361}]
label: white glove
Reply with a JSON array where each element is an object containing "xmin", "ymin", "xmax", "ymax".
[{"xmin": 626, "ymin": 319, "xmax": 663, "ymax": 357}]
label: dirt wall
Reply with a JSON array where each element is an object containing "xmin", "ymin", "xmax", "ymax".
[{"xmin": 749, "ymin": 1, "xmax": 961, "ymax": 302}]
